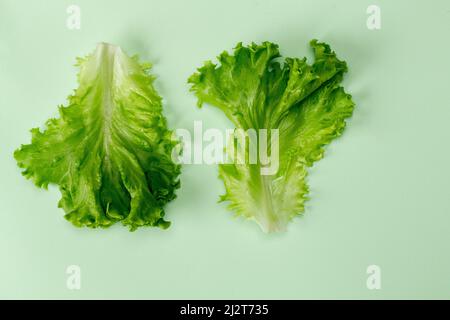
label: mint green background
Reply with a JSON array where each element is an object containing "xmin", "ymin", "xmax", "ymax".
[{"xmin": 1, "ymin": 0, "xmax": 449, "ymax": 299}]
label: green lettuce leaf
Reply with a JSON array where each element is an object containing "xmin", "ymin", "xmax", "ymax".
[
  {"xmin": 15, "ymin": 43, "xmax": 181, "ymax": 230},
  {"xmin": 188, "ymin": 40, "xmax": 354, "ymax": 232}
]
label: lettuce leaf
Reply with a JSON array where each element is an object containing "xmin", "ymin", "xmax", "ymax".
[
  {"xmin": 188, "ymin": 40, "xmax": 354, "ymax": 232},
  {"xmin": 14, "ymin": 43, "xmax": 181, "ymax": 230}
]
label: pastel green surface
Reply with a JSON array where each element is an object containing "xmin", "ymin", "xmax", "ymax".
[{"xmin": 1, "ymin": 0, "xmax": 449, "ymax": 299}]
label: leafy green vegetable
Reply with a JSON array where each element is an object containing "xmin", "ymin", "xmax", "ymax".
[
  {"xmin": 189, "ymin": 40, "xmax": 354, "ymax": 232},
  {"xmin": 15, "ymin": 43, "xmax": 181, "ymax": 230}
]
